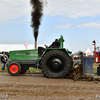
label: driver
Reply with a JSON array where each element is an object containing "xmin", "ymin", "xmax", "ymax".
[{"xmin": 49, "ymin": 39, "xmax": 60, "ymax": 48}]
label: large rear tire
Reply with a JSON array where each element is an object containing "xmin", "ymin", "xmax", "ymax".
[
  {"xmin": 7, "ymin": 62, "xmax": 21, "ymax": 76},
  {"xmin": 41, "ymin": 50, "xmax": 73, "ymax": 78}
]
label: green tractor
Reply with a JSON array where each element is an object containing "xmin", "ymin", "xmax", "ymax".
[{"xmin": 7, "ymin": 35, "xmax": 73, "ymax": 78}]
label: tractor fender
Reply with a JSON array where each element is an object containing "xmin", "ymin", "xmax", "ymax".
[{"xmin": 42, "ymin": 48, "xmax": 72, "ymax": 58}]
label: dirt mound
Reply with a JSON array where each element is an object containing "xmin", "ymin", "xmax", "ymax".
[{"xmin": 66, "ymin": 64, "xmax": 100, "ymax": 82}]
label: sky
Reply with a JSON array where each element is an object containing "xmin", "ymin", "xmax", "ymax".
[{"xmin": 0, "ymin": 0, "xmax": 100, "ymax": 53}]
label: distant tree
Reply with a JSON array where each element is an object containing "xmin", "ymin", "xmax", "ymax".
[{"xmin": 74, "ymin": 50, "xmax": 83, "ymax": 56}]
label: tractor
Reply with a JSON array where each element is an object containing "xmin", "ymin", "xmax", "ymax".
[{"xmin": 7, "ymin": 35, "xmax": 73, "ymax": 78}]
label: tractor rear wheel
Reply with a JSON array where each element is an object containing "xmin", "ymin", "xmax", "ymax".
[
  {"xmin": 41, "ymin": 50, "xmax": 73, "ymax": 78},
  {"xmin": 7, "ymin": 62, "xmax": 21, "ymax": 76}
]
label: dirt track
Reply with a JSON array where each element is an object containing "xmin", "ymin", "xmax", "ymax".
[{"xmin": 0, "ymin": 72, "xmax": 100, "ymax": 100}]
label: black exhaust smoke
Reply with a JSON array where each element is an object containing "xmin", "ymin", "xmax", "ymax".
[{"xmin": 30, "ymin": 0, "xmax": 43, "ymax": 49}]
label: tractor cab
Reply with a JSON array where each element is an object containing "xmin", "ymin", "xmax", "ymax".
[{"xmin": 38, "ymin": 35, "xmax": 65, "ymax": 56}]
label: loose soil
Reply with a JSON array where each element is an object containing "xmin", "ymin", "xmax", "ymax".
[
  {"xmin": 0, "ymin": 63, "xmax": 100, "ymax": 100},
  {"xmin": 66, "ymin": 64, "xmax": 100, "ymax": 81},
  {"xmin": 0, "ymin": 71, "xmax": 100, "ymax": 100}
]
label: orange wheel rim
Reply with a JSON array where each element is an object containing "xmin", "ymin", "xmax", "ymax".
[{"xmin": 9, "ymin": 64, "xmax": 19, "ymax": 73}]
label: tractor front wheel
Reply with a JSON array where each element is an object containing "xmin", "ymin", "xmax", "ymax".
[{"xmin": 7, "ymin": 62, "xmax": 21, "ymax": 76}]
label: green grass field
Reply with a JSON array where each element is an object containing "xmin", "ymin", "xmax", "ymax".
[
  {"xmin": 0, "ymin": 63, "xmax": 99, "ymax": 72},
  {"xmin": 0, "ymin": 67, "xmax": 7, "ymax": 71},
  {"xmin": 93, "ymin": 63, "xmax": 100, "ymax": 65},
  {"xmin": 93, "ymin": 70, "xmax": 97, "ymax": 73},
  {"xmin": 0, "ymin": 67, "xmax": 97, "ymax": 73},
  {"xmin": 0, "ymin": 67, "xmax": 42, "ymax": 72}
]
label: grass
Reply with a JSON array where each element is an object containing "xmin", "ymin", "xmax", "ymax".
[
  {"xmin": 0, "ymin": 67, "xmax": 7, "ymax": 71},
  {"xmin": 93, "ymin": 63, "xmax": 100, "ymax": 65},
  {"xmin": 27, "ymin": 68, "xmax": 42, "ymax": 72},
  {"xmin": 0, "ymin": 66, "xmax": 97, "ymax": 73},
  {"xmin": 93, "ymin": 70, "xmax": 97, "ymax": 73},
  {"xmin": 93, "ymin": 63, "xmax": 99, "ymax": 73},
  {"xmin": 0, "ymin": 67, "xmax": 42, "ymax": 72}
]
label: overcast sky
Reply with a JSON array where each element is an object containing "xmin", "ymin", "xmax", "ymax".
[{"xmin": 0, "ymin": 0, "xmax": 100, "ymax": 53}]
